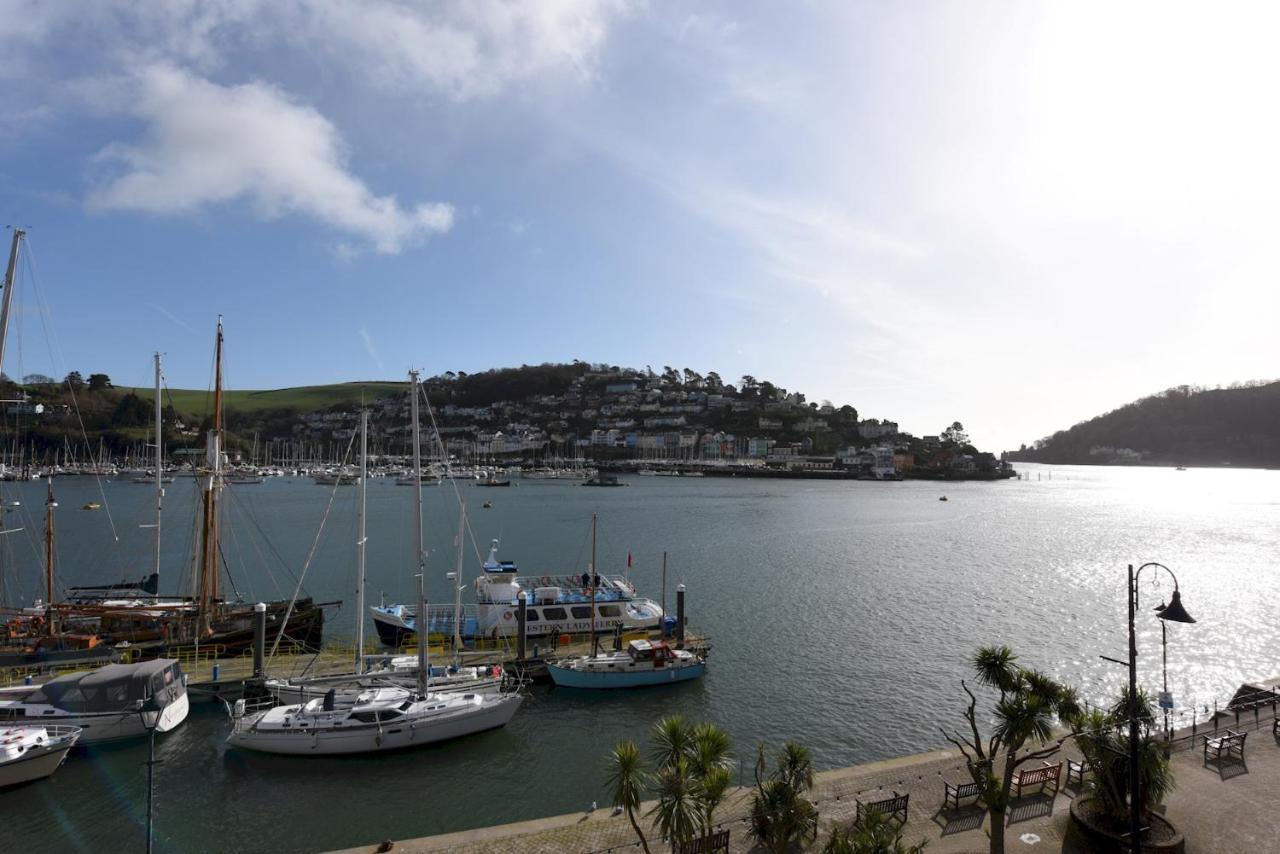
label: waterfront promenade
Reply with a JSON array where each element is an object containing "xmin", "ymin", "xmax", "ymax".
[{"xmin": 330, "ymin": 708, "xmax": 1280, "ymax": 853}]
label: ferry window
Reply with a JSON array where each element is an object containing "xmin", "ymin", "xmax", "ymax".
[
  {"xmin": 542, "ymin": 607, "xmax": 567, "ymax": 621},
  {"xmin": 570, "ymin": 606, "xmax": 592, "ymax": 619},
  {"xmin": 599, "ymin": 605, "xmax": 621, "ymax": 618},
  {"xmin": 524, "ymin": 609, "xmax": 540, "ymax": 622}
]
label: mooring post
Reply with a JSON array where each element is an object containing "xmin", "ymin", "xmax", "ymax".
[
  {"xmin": 252, "ymin": 602, "xmax": 267, "ymax": 678},
  {"xmin": 676, "ymin": 583, "xmax": 686, "ymax": 648},
  {"xmin": 516, "ymin": 591, "xmax": 527, "ymax": 661}
]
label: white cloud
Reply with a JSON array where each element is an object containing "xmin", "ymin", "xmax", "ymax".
[{"xmin": 87, "ymin": 66, "xmax": 453, "ymax": 254}]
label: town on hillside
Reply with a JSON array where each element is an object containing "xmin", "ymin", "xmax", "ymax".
[{"xmin": 0, "ymin": 363, "xmax": 1014, "ymax": 480}]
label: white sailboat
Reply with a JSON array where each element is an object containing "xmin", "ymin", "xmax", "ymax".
[
  {"xmin": 227, "ymin": 371, "xmax": 522, "ymax": 755},
  {"xmin": 0, "ymin": 724, "xmax": 81, "ymax": 788}
]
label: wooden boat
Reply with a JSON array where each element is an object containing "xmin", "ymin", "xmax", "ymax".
[{"xmin": 547, "ymin": 639, "xmax": 706, "ymax": 689}]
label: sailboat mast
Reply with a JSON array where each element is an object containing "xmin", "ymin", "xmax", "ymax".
[
  {"xmin": 0, "ymin": 229, "xmax": 24, "ymax": 372},
  {"xmin": 453, "ymin": 500, "xmax": 466, "ymax": 654},
  {"xmin": 355, "ymin": 408, "xmax": 368, "ymax": 672},
  {"xmin": 198, "ymin": 318, "xmax": 225, "ymax": 635},
  {"xmin": 44, "ymin": 478, "xmax": 55, "ymax": 636},
  {"xmin": 410, "ymin": 371, "xmax": 428, "ymax": 696},
  {"xmin": 590, "ymin": 512, "xmax": 597, "ymax": 656},
  {"xmin": 153, "ymin": 353, "xmax": 163, "ymax": 587}
]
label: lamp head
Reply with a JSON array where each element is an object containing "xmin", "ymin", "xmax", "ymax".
[
  {"xmin": 1155, "ymin": 589, "xmax": 1196, "ymax": 624},
  {"xmin": 138, "ymin": 696, "xmax": 163, "ymax": 730}
]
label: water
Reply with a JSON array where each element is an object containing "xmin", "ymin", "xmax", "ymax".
[{"xmin": 3, "ymin": 464, "xmax": 1278, "ymax": 852}]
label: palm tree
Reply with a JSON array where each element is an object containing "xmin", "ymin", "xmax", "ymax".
[
  {"xmin": 749, "ymin": 742, "xmax": 818, "ymax": 854},
  {"xmin": 824, "ymin": 807, "xmax": 928, "ymax": 853},
  {"xmin": 648, "ymin": 756, "xmax": 701, "ymax": 847},
  {"xmin": 606, "ymin": 741, "xmax": 651, "ymax": 854},
  {"xmin": 941, "ymin": 646, "xmax": 1081, "ymax": 854},
  {"xmin": 651, "ymin": 715, "xmax": 694, "ymax": 770},
  {"xmin": 1076, "ymin": 694, "xmax": 1175, "ymax": 828}
]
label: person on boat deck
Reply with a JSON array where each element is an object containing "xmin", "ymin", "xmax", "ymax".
[{"xmin": 580, "ymin": 571, "xmax": 601, "ymax": 588}]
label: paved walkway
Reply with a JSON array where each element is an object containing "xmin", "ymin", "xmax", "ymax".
[{"xmin": 329, "ymin": 713, "xmax": 1280, "ymax": 854}]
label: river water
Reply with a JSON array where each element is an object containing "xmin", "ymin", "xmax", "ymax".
[{"xmin": 3, "ymin": 464, "xmax": 1278, "ymax": 852}]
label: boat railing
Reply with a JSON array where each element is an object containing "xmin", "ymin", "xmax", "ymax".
[{"xmin": 169, "ymin": 643, "xmax": 228, "ymax": 665}]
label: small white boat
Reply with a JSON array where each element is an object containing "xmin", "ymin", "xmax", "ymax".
[
  {"xmin": 0, "ymin": 660, "xmax": 189, "ymax": 744},
  {"xmin": 226, "ymin": 686, "xmax": 523, "ymax": 755},
  {"xmin": 0, "ymin": 725, "xmax": 81, "ymax": 788},
  {"xmin": 547, "ymin": 639, "xmax": 706, "ymax": 689}
]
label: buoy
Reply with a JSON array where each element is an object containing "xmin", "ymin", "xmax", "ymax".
[{"xmin": 939, "ymin": 496, "xmax": 948, "ymax": 502}]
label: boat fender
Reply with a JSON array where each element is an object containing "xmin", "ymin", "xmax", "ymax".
[{"xmin": 232, "ymin": 699, "xmax": 245, "ymax": 718}]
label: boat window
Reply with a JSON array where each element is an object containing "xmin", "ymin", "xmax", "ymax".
[
  {"xmin": 570, "ymin": 606, "xmax": 592, "ymax": 619},
  {"xmin": 379, "ymin": 710, "xmax": 403, "ymax": 721},
  {"xmin": 599, "ymin": 605, "xmax": 621, "ymax": 618},
  {"xmin": 524, "ymin": 609, "xmax": 540, "ymax": 622},
  {"xmin": 350, "ymin": 712, "xmax": 380, "ymax": 723},
  {"xmin": 542, "ymin": 607, "xmax": 567, "ymax": 620}
]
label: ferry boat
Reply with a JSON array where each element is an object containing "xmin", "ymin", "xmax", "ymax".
[
  {"xmin": 0, "ymin": 660, "xmax": 189, "ymax": 744},
  {"xmin": 547, "ymin": 639, "xmax": 706, "ymax": 689},
  {"xmin": 369, "ymin": 540, "xmax": 664, "ymax": 646}
]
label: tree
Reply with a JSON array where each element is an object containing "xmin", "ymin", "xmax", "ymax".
[
  {"xmin": 1075, "ymin": 690, "xmax": 1175, "ymax": 830},
  {"xmin": 941, "ymin": 421, "xmax": 969, "ymax": 446},
  {"xmin": 705, "ymin": 371, "xmax": 722, "ymax": 392},
  {"xmin": 607, "ymin": 717, "xmax": 733, "ymax": 851},
  {"xmin": 824, "ymin": 807, "xmax": 928, "ymax": 853},
  {"xmin": 606, "ymin": 742, "xmax": 651, "ymax": 854},
  {"xmin": 22, "ymin": 373, "xmax": 55, "ymax": 385},
  {"xmin": 88, "ymin": 372, "xmax": 111, "ymax": 391},
  {"xmin": 64, "ymin": 371, "xmax": 85, "ymax": 390},
  {"xmin": 682, "ymin": 368, "xmax": 702, "ymax": 388},
  {"xmin": 940, "ymin": 646, "xmax": 1080, "ymax": 854},
  {"xmin": 739, "ymin": 375, "xmax": 758, "ymax": 396},
  {"xmin": 749, "ymin": 741, "xmax": 818, "ymax": 854}
]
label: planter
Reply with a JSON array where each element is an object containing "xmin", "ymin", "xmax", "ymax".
[{"xmin": 1068, "ymin": 797, "xmax": 1185, "ymax": 854}]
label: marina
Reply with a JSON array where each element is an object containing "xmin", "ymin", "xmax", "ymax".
[{"xmin": 2, "ymin": 464, "xmax": 1279, "ymax": 851}]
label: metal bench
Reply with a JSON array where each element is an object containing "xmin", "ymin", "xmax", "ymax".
[
  {"xmin": 942, "ymin": 778, "xmax": 984, "ymax": 810},
  {"xmin": 1203, "ymin": 729, "xmax": 1247, "ymax": 763},
  {"xmin": 1066, "ymin": 758, "xmax": 1088, "ymax": 787},
  {"xmin": 1012, "ymin": 761, "xmax": 1062, "ymax": 799},
  {"xmin": 856, "ymin": 791, "xmax": 909, "ymax": 827}
]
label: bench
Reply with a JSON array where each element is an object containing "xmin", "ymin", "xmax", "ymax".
[
  {"xmin": 674, "ymin": 829, "xmax": 730, "ymax": 854},
  {"xmin": 1203, "ymin": 729, "xmax": 1247, "ymax": 763},
  {"xmin": 1066, "ymin": 758, "xmax": 1088, "ymax": 788},
  {"xmin": 856, "ymin": 791, "xmax": 909, "ymax": 827},
  {"xmin": 942, "ymin": 778, "xmax": 984, "ymax": 810},
  {"xmin": 1012, "ymin": 761, "xmax": 1062, "ymax": 799}
]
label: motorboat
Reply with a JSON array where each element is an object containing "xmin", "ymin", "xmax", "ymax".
[
  {"xmin": 0, "ymin": 660, "xmax": 189, "ymax": 744},
  {"xmin": 0, "ymin": 725, "xmax": 81, "ymax": 788},
  {"xmin": 547, "ymin": 639, "xmax": 706, "ymax": 689}
]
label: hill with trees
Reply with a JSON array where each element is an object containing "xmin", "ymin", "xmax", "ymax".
[{"xmin": 1007, "ymin": 381, "xmax": 1280, "ymax": 468}]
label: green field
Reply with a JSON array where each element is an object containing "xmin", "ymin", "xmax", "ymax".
[{"xmin": 120, "ymin": 381, "xmax": 404, "ymax": 418}]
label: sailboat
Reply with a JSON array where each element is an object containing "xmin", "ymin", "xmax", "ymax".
[
  {"xmin": 546, "ymin": 516, "xmax": 705, "ymax": 689},
  {"xmin": 265, "ymin": 408, "xmax": 502, "ymax": 705},
  {"xmin": 226, "ymin": 371, "xmax": 523, "ymax": 755}
]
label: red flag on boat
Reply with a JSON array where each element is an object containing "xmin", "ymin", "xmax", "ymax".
[{"xmin": 627, "ymin": 551, "xmax": 633, "ymax": 568}]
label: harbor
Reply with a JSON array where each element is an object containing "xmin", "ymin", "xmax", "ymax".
[{"xmin": 1, "ymin": 464, "xmax": 1279, "ymax": 850}]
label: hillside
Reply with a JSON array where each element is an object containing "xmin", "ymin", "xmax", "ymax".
[
  {"xmin": 121, "ymin": 382, "xmax": 404, "ymax": 420},
  {"xmin": 1007, "ymin": 382, "xmax": 1280, "ymax": 468}
]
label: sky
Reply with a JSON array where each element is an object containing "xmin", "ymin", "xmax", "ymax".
[{"xmin": 1, "ymin": 1, "xmax": 1276, "ymax": 452}]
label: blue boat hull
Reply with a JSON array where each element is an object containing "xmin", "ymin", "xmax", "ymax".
[{"xmin": 547, "ymin": 662, "xmax": 706, "ymax": 689}]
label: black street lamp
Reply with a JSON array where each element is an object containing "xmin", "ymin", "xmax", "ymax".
[
  {"xmin": 1125, "ymin": 562, "xmax": 1196, "ymax": 854},
  {"xmin": 138, "ymin": 696, "xmax": 164, "ymax": 854}
]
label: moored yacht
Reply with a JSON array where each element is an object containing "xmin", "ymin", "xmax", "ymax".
[
  {"xmin": 0, "ymin": 660, "xmax": 189, "ymax": 744},
  {"xmin": 547, "ymin": 639, "xmax": 706, "ymax": 689},
  {"xmin": 0, "ymin": 724, "xmax": 81, "ymax": 788}
]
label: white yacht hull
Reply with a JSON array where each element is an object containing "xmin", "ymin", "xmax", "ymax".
[
  {"xmin": 0, "ymin": 691, "xmax": 189, "ymax": 744},
  {"xmin": 227, "ymin": 694, "xmax": 522, "ymax": 755}
]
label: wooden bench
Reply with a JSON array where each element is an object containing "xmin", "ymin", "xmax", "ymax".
[
  {"xmin": 1066, "ymin": 758, "xmax": 1088, "ymax": 788},
  {"xmin": 674, "ymin": 829, "xmax": 730, "ymax": 854},
  {"xmin": 1012, "ymin": 761, "xmax": 1062, "ymax": 799},
  {"xmin": 1203, "ymin": 729, "xmax": 1247, "ymax": 763},
  {"xmin": 942, "ymin": 778, "xmax": 984, "ymax": 810},
  {"xmin": 856, "ymin": 791, "xmax": 909, "ymax": 827}
]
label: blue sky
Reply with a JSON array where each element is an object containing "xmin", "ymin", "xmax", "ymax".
[{"xmin": 1, "ymin": 1, "xmax": 1276, "ymax": 452}]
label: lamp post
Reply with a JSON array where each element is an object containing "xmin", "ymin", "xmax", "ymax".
[
  {"xmin": 1125, "ymin": 562, "xmax": 1196, "ymax": 854},
  {"xmin": 138, "ymin": 696, "xmax": 163, "ymax": 854}
]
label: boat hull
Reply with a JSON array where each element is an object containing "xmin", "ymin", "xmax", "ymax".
[
  {"xmin": 227, "ymin": 695, "xmax": 522, "ymax": 755},
  {"xmin": 547, "ymin": 661, "xmax": 706, "ymax": 689},
  {"xmin": 0, "ymin": 691, "xmax": 189, "ymax": 744},
  {"xmin": 0, "ymin": 741, "xmax": 75, "ymax": 788}
]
